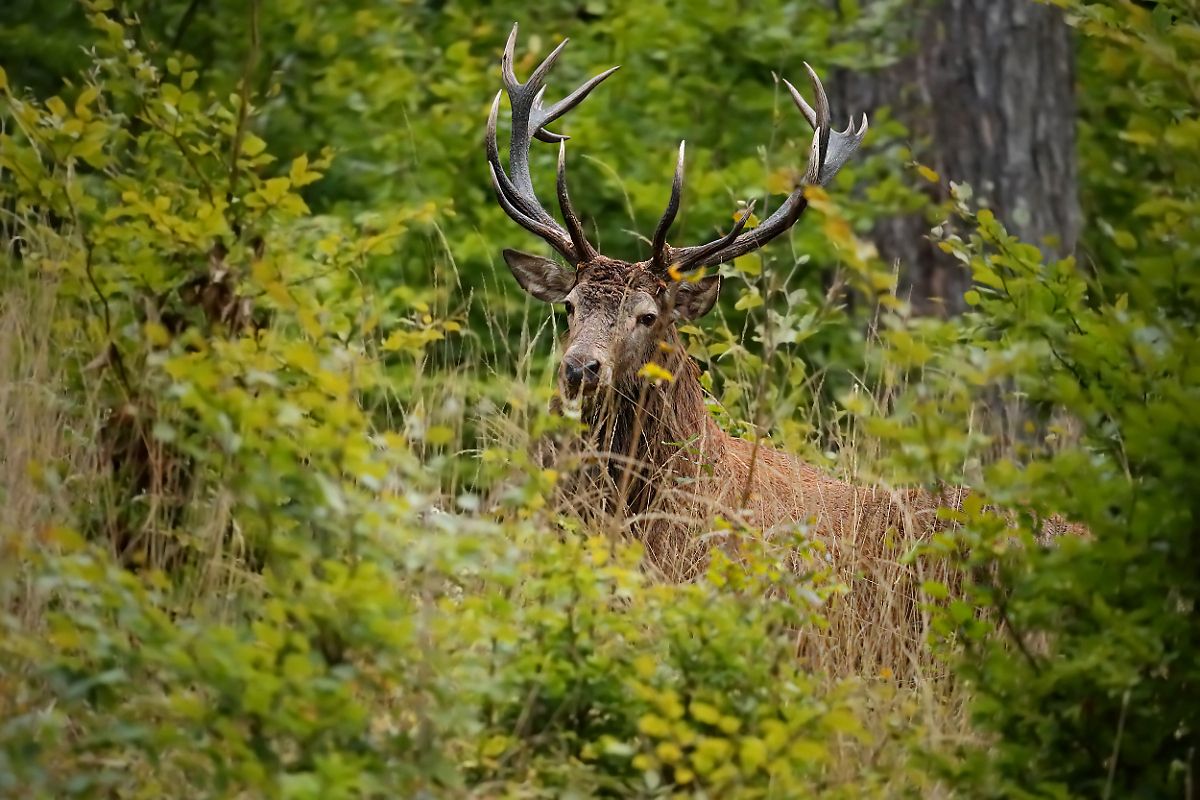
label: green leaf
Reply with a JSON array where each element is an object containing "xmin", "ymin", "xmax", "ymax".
[
  {"xmin": 921, "ymin": 580, "xmax": 949, "ymax": 599},
  {"xmin": 1113, "ymin": 229, "xmax": 1137, "ymax": 250},
  {"xmin": 739, "ymin": 737, "xmax": 768, "ymax": 772},
  {"xmin": 46, "ymin": 96, "xmax": 68, "ymax": 118},
  {"xmin": 241, "ymin": 133, "xmax": 267, "ymax": 157},
  {"xmin": 735, "ymin": 291, "xmax": 764, "ymax": 311},
  {"xmin": 637, "ymin": 714, "xmax": 671, "ymax": 738},
  {"xmin": 733, "ymin": 253, "xmax": 762, "ymax": 275},
  {"xmin": 689, "ymin": 702, "xmax": 720, "ymax": 725},
  {"xmin": 425, "ymin": 425, "xmax": 454, "ymax": 446}
]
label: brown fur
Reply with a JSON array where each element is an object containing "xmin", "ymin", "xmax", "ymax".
[{"xmin": 535, "ymin": 258, "xmax": 1085, "ymax": 581}]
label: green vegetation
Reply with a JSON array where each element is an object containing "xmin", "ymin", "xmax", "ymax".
[{"xmin": 1, "ymin": 0, "xmax": 1197, "ymax": 797}]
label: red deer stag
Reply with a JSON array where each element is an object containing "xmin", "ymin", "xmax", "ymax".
[{"xmin": 487, "ymin": 25, "xmax": 1083, "ymax": 581}]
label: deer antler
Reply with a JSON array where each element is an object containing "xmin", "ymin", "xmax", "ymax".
[
  {"xmin": 651, "ymin": 63, "xmax": 868, "ymax": 274},
  {"xmin": 486, "ymin": 24, "xmax": 619, "ymax": 266}
]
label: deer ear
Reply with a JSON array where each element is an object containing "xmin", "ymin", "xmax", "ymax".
[
  {"xmin": 503, "ymin": 249, "xmax": 574, "ymax": 303},
  {"xmin": 671, "ymin": 275, "xmax": 721, "ymax": 321}
]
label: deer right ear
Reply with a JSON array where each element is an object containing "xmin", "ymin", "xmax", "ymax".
[
  {"xmin": 503, "ymin": 249, "xmax": 575, "ymax": 303},
  {"xmin": 671, "ymin": 275, "xmax": 722, "ymax": 321}
]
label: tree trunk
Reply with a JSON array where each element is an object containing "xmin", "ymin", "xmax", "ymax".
[{"xmin": 834, "ymin": 0, "xmax": 1080, "ymax": 315}]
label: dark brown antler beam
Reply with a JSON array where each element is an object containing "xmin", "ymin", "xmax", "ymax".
[
  {"xmin": 651, "ymin": 63, "xmax": 868, "ymax": 274},
  {"xmin": 485, "ymin": 24, "xmax": 618, "ymax": 266}
]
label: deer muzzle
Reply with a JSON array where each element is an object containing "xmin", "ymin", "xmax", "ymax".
[{"xmin": 562, "ymin": 351, "xmax": 602, "ymax": 394}]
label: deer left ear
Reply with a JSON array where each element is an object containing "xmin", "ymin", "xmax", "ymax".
[
  {"xmin": 671, "ymin": 275, "xmax": 721, "ymax": 321},
  {"xmin": 503, "ymin": 249, "xmax": 575, "ymax": 303}
]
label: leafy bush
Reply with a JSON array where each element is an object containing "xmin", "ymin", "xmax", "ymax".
[{"xmin": 843, "ymin": 2, "xmax": 1200, "ymax": 796}]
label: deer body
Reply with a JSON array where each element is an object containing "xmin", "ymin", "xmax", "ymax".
[{"xmin": 544, "ymin": 316, "xmax": 962, "ymax": 580}]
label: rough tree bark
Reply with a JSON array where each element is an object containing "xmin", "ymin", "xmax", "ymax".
[{"xmin": 833, "ymin": 0, "xmax": 1080, "ymax": 315}]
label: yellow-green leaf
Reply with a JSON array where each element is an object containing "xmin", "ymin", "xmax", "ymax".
[
  {"xmin": 789, "ymin": 739, "xmax": 828, "ymax": 762},
  {"xmin": 481, "ymin": 735, "xmax": 508, "ymax": 758},
  {"xmin": 638, "ymin": 362, "xmax": 674, "ymax": 383},
  {"xmin": 734, "ymin": 209, "xmax": 760, "ymax": 229},
  {"xmin": 921, "ymin": 580, "xmax": 949, "ymax": 599},
  {"xmin": 739, "ymin": 737, "xmax": 768, "ymax": 772},
  {"xmin": 917, "ymin": 164, "xmax": 940, "ymax": 183},
  {"xmin": 822, "ymin": 709, "xmax": 870, "ymax": 742},
  {"xmin": 46, "ymin": 96, "xmax": 68, "ymax": 118},
  {"xmin": 259, "ymin": 176, "xmax": 291, "ymax": 205},
  {"xmin": 634, "ymin": 654, "xmax": 656, "ymax": 679},
  {"xmin": 290, "ymin": 153, "xmax": 322, "ymax": 187},
  {"xmin": 765, "ymin": 168, "xmax": 794, "ymax": 195},
  {"xmin": 74, "ymin": 86, "xmax": 99, "ymax": 119},
  {"xmin": 734, "ymin": 291, "xmax": 763, "ymax": 311},
  {"xmin": 1113, "ymin": 229, "xmax": 1137, "ymax": 250},
  {"xmin": 637, "ymin": 714, "xmax": 671, "ymax": 738},
  {"xmin": 1119, "ymin": 129, "xmax": 1156, "ymax": 147},
  {"xmin": 241, "ymin": 133, "xmax": 268, "ymax": 157},
  {"xmin": 143, "ymin": 322, "xmax": 170, "ymax": 347},
  {"xmin": 655, "ymin": 742, "xmax": 683, "ymax": 763},
  {"xmin": 733, "ymin": 253, "xmax": 762, "ymax": 275},
  {"xmin": 688, "ymin": 702, "xmax": 720, "ymax": 725}
]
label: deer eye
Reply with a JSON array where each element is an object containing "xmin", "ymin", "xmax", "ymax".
[
  {"xmin": 638, "ymin": 313, "xmax": 658, "ymax": 327},
  {"xmin": 564, "ymin": 301, "xmax": 575, "ymax": 316}
]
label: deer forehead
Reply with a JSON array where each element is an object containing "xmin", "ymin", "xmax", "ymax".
[{"xmin": 570, "ymin": 258, "xmax": 663, "ymax": 313}]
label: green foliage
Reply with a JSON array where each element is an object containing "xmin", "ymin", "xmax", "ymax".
[
  {"xmin": 1072, "ymin": 0, "xmax": 1200, "ymax": 312},
  {"xmin": 846, "ymin": 3, "xmax": 1200, "ymax": 795}
]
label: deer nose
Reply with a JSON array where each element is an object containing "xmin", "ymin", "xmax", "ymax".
[{"xmin": 563, "ymin": 353, "xmax": 601, "ymax": 390}]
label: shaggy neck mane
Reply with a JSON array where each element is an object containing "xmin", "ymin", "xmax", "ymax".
[{"xmin": 581, "ymin": 327, "xmax": 725, "ymax": 515}]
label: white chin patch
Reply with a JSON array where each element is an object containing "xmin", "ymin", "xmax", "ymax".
[{"xmin": 562, "ymin": 396, "xmax": 583, "ymax": 420}]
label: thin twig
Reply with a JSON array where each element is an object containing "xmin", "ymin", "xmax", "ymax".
[
  {"xmin": 1102, "ymin": 688, "xmax": 1132, "ymax": 800},
  {"xmin": 170, "ymin": 0, "xmax": 210, "ymax": 52},
  {"xmin": 227, "ymin": 0, "xmax": 261, "ymax": 200}
]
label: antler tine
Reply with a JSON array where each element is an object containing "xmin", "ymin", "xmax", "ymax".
[
  {"xmin": 557, "ymin": 141, "xmax": 598, "ymax": 263},
  {"xmin": 651, "ymin": 141, "xmax": 686, "ymax": 270},
  {"xmin": 501, "ymin": 24, "xmax": 521, "ymax": 94},
  {"xmin": 527, "ymin": 38, "xmax": 571, "ymax": 95},
  {"xmin": 535, "ymin": 65, "xmax": 621, "ymax": 142},
  {"xmin": 797, "ymin": 65, "xmax": 831, "ymax": 180},
  {"xmin": 672, "ymin": 201, "xmax": 757, "ymax": 272},
  {"xmin": 817, "ymin": 109, "xmax": 869, "ymax": 187},
  {"xmin": 659, "ymin": 63, "xmax": 867, "ymax": 272},
  {"xmin": 487, "ymin": 22, "xmax": 617, "ymax": 265},
  {"xmin": 488, "ymin": 162, "xmax": 558, "ymax": 243}
]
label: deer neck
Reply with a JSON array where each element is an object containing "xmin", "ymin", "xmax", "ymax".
[{"xmin": 583, "ymin": 328, "xmax": 719, "ymax": 484}]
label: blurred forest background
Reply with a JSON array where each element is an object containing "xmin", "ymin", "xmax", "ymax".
[{"xmin": 1, "ymin": 0, "xmax": 1197, "ymax": 797}]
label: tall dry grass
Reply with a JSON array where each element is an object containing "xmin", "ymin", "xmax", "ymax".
[{"xmin": 0, "ymin": 273, "xmax": 94, "ymax": 629}]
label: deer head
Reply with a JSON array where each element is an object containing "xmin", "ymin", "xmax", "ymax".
[{"xmin": 487, "ymin": 24, "xmax": 867, "ymax": 408}]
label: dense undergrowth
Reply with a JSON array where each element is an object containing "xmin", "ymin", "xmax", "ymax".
[{"xmin": 1, "ymin": 0, "xmax": 1198, "ymax": 797}]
